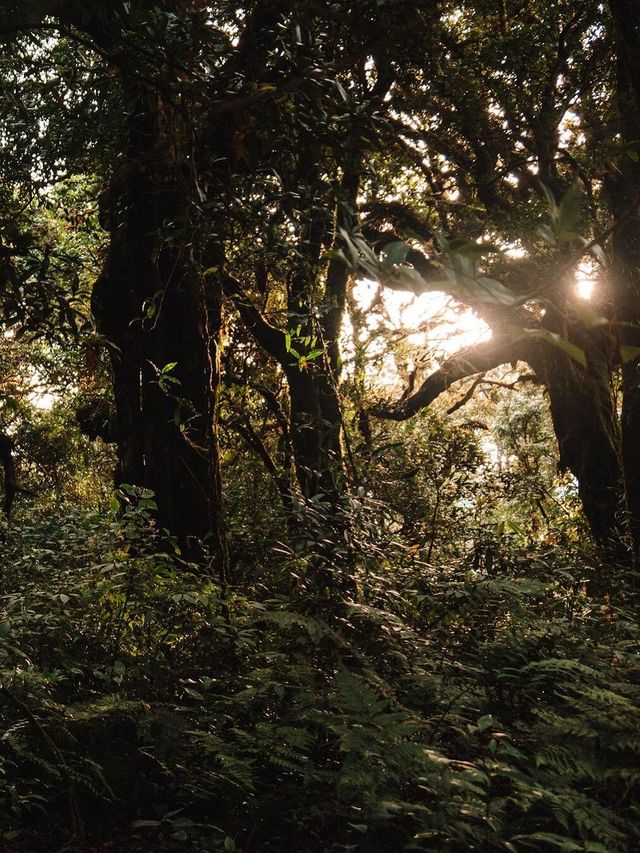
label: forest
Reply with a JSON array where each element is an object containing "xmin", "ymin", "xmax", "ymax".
[{"xmin": 1, "ymin": 0, "xmax": 640, "ymax": 850}]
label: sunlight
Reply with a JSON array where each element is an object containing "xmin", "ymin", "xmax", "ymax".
[
  {"xmin": 28, "ymin": 390, "xmax": 56, "ymax": 410},
  {"xmin": 345, "ymin": 280, "xmax": 492, "ymax": 389},
  {"xmin": 27, "ymin": 367, "xmax": 57, "ymax": 410},
  {"xmin": 575, "ymin": 261, "xmax": 596, "ymax": 300},
  {"xmin": 353, "ymin": 279, "xmax": 491, "ymax": 354}
]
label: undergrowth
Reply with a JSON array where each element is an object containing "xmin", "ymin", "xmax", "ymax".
[{"xmin": 0, "ymin": 500, "xmax": 638, "ymax": 851}]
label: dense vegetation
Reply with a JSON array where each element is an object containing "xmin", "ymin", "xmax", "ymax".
[{"xmin": 1, "ymin": 0, "xmax": 639, "ymax": 850}]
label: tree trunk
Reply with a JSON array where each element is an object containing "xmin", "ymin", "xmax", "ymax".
[
  {"xmin": 540, "ymin": 342, "xmax": 627, "ymax": 553},
  {"xmin": 287, "ymin": 367, "xmax": 344, "ymax": 500},
  {"xmin": 93, "ymin": 83, "xmax": 226, "ymax": 568},
  {"xmin": 608, "ymin": 9, "xmax": 640, "ymax": 559}
]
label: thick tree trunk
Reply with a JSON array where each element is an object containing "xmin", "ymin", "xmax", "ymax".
[
  {"xmin": 608, "ymin": 16, "xmax": 640, "ymax": 559},
  {"xmin": 611, "ymin": 173, "xmax": 640, "ymax": 559},
  {"xmin": 540, "ymin": 343, "xmax": 628, "ymax": 553},
  {"xmin": 93, "ymin": 85, "xmax": 227, "ymax": 567}
]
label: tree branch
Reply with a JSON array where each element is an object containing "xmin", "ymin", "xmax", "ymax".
[
  {"xmin": 371, "ymin": 336, "xmax": 531, "ymax": 421},
  {"xmin": 222, "ymin": 274, "xmax": 288, "ymax": 364},
  {"xmin": 446, "ymin": 373, "xmax": 486, "ymax": 414},
  {"xmin": 226, "ymin": 415, "xmax": 292, "ymax": 507},
  {"xmin": 360, "ymin": 201, "xmax": 435, "ymax": 242}
]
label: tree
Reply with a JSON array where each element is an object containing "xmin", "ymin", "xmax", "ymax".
[
  {"xmin": 361, "ymin": 0, "xmax": 640, "ymax": 559},
  {"xmin": 218, "ymin": 1, "xmax": 431, "ymax": 503}
]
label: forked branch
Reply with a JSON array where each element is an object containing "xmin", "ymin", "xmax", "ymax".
[{"xmin": 371, "ymin": 336, "xmax": 532, "ymax": 421}]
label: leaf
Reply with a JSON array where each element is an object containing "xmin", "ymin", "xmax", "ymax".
[
  {"xmin": 382, "ymin": 241, "xmax": 410, "ymax": 266},
  {"xmin": 621, "ymin": 344, "xmax": 640, "ymax": 363},
  {"xmin": 589, "ymin": 241, "xmax": 608, "ymax": 267},
  {"xmin": 448, "ymin": 238, "xmax": 501, "ymax": 260},
  {"xmin": 471, "ymin": 276, "xmax": 518, "ymax": 305},
  {"xmin": 334, "ymin": 80, "xmax": 349, "ymax": 102},
  {"xmin": 568, "ymin": 302, "xmax": 608, "ymax": 329},
  {"xmin": 537, "ymin": 223, "xmax": 557, "ymax": 244},
  {"xmin": 540, "ymin": 182, "xmax": 559, "ymax": 218},
  {"xmin": 557, "ymin": 229, "xmax": 584, "ymax": 243},
  {"xmin": 161, "ymin": 362, "xmax": 178, "ymax": 374},
  {"xmin": 514, "ymin": 327, "xmax": 587, "ymax": 367},
  {"xmin": 544, "ymin": 332, "xmax": 587, "ymax": 367},
  {"xmin": 557, "ymin": 182, "xmax": 583, "ymax": 236},
  {"xmin": 511, "ymin": 832, "xmax": 583, "ymax": 851},
  {"xmin": 477, "ymin": 714, "xmax": 493, "ymax": 731}
]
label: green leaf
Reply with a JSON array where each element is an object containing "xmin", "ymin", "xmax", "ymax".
[
  {"xmin": 512, "ymin": 833, "xmax": 583, "ymax": 851},
  {"xmin": 477, "ymin": 714, "xmax": 493, "ymax": 731},
  {"xmin": 589, "ymin": 241, "xmax": 608, "ymax": 267},
  {"xmin": 540, "ymin": 182, "xmax": 559, "ymax": 219},
  {"xmin": 569, "ymin": 302, "xmax": 608, "ymax": 329},
  {"xmin": 514, "ymin": 327, "xmax": 587, "ymax": 367},
  {"xmin": 448, "ymin": 238, "xmax": 501, "ymax": 260},
  {"xmin": 621, "ymin": 344, "xmax": 640, "ymax": 363},
  {"xmin": 537, "ymin": 223, "xmax": 557, "ymax": 244},
  {"xmin": 382, "ymin": 241, "xmax": 410, "ymax": 266},
  {"xmin": 472, "ymin": 276, "xmax": 518, "ymax": 305},
  {"xmin": 557, "ymin": 181, "xmax": 583, "ymax": 236},
  {"xmin": 161, "ymin": 362, "xmax": 178, "ymax": 374}
]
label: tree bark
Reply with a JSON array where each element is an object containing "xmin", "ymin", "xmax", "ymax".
[
  {"xmin": 91, "ymin": 72, "xmax": 226, "ymax": 566},
  {"xmin": 608, "ymin": 3, "xmax": 640, "ymax": 559},
  {"xmin": 540, "ymin": 340, "xmax": 627, "ymax": 552}
]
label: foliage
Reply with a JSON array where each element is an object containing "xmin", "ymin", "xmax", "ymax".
[
  {"xmin": 0, "ymin": 499, "xmax": 638, "ymax": 851},
  {"xmin": 0, "ymin": 1, "xmax": 639, "ymax": 851}
]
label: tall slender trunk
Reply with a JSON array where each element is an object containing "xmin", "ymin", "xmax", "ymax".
[{"xmin": 287, "ymin": 367, "xmax": 344, "ymax": 500}]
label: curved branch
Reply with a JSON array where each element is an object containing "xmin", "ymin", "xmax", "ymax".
[
  {"xmin": 360, "ymin": 201, "xmax": 435, "ymax": 242},
  {"xmin": 446, "ymin": 373, "xmax": 486, "ymax": 414},
  {"xmin": 222, "ymin": 274, "xmax": 287, "ymax": 364},
  {"xmin": 226, "ymin": 415, "xmax": 293, "ymax": 508},
  {"xmin": 371, "ymin": 336, "xmax": 532, "ymax": 421}
]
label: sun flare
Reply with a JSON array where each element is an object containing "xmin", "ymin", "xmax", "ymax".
[{"xmin": 344, "ymin": 280, "xmax": 492, "ymax": 389}]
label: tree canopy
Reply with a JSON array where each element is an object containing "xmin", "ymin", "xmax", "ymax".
[{"xmin": 0, "ymin": 1, "xmax": 640, "ymax": 850}]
